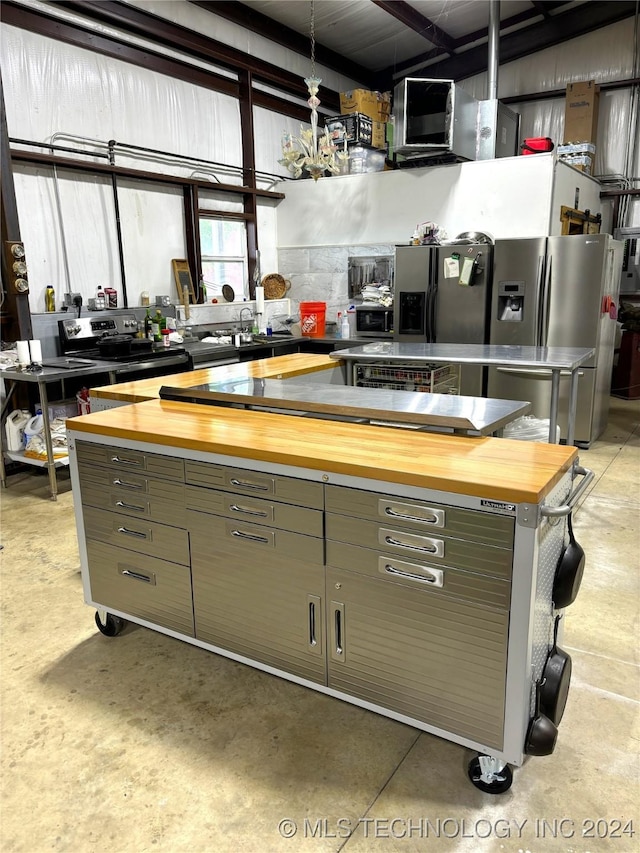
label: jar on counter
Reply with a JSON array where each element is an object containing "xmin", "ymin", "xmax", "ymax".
[
  {"xmin": 140, "ymin": 291, "xmax": 150, "ymax": 307},
  {"xmin": 161, "ymin": 329, "xmax": 171, "ymax": 348}
]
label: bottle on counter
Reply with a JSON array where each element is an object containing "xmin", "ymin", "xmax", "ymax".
[
  {"xmin": 341, "ymin": 311, "xmax": 350, "ymax": 340},
  {"xmin": 336, "ymin": 312, "xmax": 343, "ymax": 339},
  {"xmin": 95, "ymin": 286, "xmax": 106, "ymax": 310},
  {"xmin": 44, "ymin": 285, "xmax": 55, "ymax": 312},
  {"xmin": 161, "ymin": 328, "xmax": 171, "ymax": 348},
  {"xmin": 144, "ymin": 309, "xmax": 153, "ymax": 340},
  {"xmin": 152, "ymin": 309, "xmax": 163, "ymax": 342}
]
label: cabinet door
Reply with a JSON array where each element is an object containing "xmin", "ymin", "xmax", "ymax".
[
  {"xmin": 327, "ymin": 566, "xmax": 508, "ymax": 749},
  {"xmin": 189, "ymin": 512, "xmax": 326, "ymax": 684}
]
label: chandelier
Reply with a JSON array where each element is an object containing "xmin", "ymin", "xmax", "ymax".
[{"xmin": 279, "ymin": 1, "xmax": 348, "ymax": 181}]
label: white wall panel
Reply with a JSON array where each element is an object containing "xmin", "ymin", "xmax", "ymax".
[{"xmin": 275, "ymin": 156, "xmax": 559, "ymax": 247}]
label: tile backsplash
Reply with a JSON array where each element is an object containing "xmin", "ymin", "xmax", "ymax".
[{"xmin": 277, "ymin": 244, "xmax": 395, "ymax": 323}]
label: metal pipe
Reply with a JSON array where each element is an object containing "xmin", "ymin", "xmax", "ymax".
[
  {"xmin": 108, "ymin": 141, "xmax": 129, "ymax": 307},
  {"xmin": 49, "ymin": 154, "xmax": 72, "ymax": 296},
  {"xmin": 487, "ymin": 0, "xmax": 500, "ymax": 100}
]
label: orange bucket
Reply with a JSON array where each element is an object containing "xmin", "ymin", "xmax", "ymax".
[{"xmin": 299, "ymin": 301, "xmax": 326, "ymax": 337}]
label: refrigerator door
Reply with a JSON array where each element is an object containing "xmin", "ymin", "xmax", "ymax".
[
  {"xmin": 488, "ymin": 238, "xmax": 547, "ymax": 346},
  {"xmin": 393, "ymin": 245, "xmax": 436, "ymax": 342},
  {"xmin": 546, "ymin": 234, "xmax": 613, "ymax": 368},
  {"xmin": 434, "ymin": 244, "xmax": 493, "ymax": 344},
  {"xmin": 435, "ymin": 243, "xmax": 494, "ymax": 396},
  {"xmin": 489, "ymin": 364, "xmax": 596, "ymax": 445}
]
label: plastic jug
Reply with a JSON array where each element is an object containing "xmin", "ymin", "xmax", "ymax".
[
  {"xmin": 24, "ymin": 410, "xmax": 44, "ymax": 447},
  {"xmin": 5, "ymin": 409, "xmax": 30, "ymax": 452}
]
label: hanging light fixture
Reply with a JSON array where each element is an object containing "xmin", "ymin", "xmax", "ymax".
[{"xmin": 279, "ymin": 1, "xmax": 348, "ymax": 181}]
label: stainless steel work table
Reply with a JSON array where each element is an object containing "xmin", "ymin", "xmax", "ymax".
[
  {"xmin": 331, "ymin": 344, "xmax": 595, "ymax": 445},
  {"xmin": 159, "ymin": 377, "xmax": 532, "ymax": 436},
  {"xmin": 1, "ymin": 356, "xmax": 183, "ymax": 499}
]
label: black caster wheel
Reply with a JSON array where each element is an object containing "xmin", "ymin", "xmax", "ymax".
[
  {"xmin": 95, "ymin": 611, "xmax": 126, "ymax": 637},
  {"xmin": 467, "ymin": 756, "xmax": 513, "ymax": 794}
]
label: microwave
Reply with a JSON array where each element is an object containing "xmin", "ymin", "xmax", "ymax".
[{"xmin": 355, "ymin": 305, "xmax": 393, "ymax": 337}]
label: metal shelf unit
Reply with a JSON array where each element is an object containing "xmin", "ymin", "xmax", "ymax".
[{"xmin": 354, "ymin": 362, "xmax": 460, "ymax": 394}]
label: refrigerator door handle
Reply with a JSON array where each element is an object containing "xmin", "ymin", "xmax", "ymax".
[{"xmin": 539, "ymin": 255, "xmax": 552, "ymax": 346}]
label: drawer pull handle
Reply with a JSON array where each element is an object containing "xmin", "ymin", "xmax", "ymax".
[
  {"xmin": 113, "ymin": 478, "xmax": 143, "ymax": 490},
  {"xmin": 229, "ymin": 478, "xmax": 269, "ymax": 491},
  {"xmin": 229, "ymin": 503, "xmax": 268, "ymax": 518},
  {"xmin": 231, "ymin": 529, "xmax": 270, "ymax": 544},
  {"xmin": 120, "ymin": 569, "xmax": 155, "ymax": 585},
  {"xmin": 111, "ymin": 455, "xmax": 142, "ymax": 466},
  {"xmin": 117, "ymin": 526, "xmax": 148, "ymax": 539},
  {"xmin": 382, "ymin": 564, "xmax": 444, "ymax": 588},
  {"xmin": 384, "ymin": 507, "xmax": 441, "ymax": 525},
  {"xmin": 115, "ymin": 500, "xmax": 145, "ymax": 512},
  {"xmin": 384, "ymin": 535, "xmax": 440, "ymax": 554}
]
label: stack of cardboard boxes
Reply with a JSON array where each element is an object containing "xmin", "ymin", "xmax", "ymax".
[
  {"xmin": 559, "ymin": 80, "xmax": 599, "ymax": 175},
  {"xmin": 325, "ymin": 89, "xmax": 391, "ymax": 175}
]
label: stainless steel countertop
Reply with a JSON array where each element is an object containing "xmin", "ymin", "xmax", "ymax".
[
  {"xmin": 330, "ymin": 343, "xmax": 596, "ymax": 370},
  {"xmin": 159, "ymin": 378, "xmax": 532, "ymax": 435},
  {"xmin": 1, "ymin": 349, "xmax": 188, "ymax": 382}
]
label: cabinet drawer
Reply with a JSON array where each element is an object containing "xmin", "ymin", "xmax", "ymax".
[
  {"xmin": 191, "ymin": 526, "xmax": 325, "ymax": 683},
  {"xmin": 325, "ymin": 484, "xmax": 514, "ymax": 548},
  {"xmin": 76, "ymin": 440, "xmax": 185, "ymax": 481},
  {"xmin": 326, "ymin": 566, "xmax": 507, "ymax": 749},
  {"xmin": 84, "ymin": 506, "xmax": 190, "ymax": 566},
  {"xmin": 81, "ymin": 475, "xmax": 185, "ymax": 526},
  {"xmin": 185, "ymin": 485, "xmax": 322, "ymax": 536},
  {"xmin": 326, "ymin": 513, "xmax": 512, "ymax": 580},
  {"xmin": 87, "ymin": 540, "xmax": 193, "ymax": 636},
  {"xmin": 185, "ymin": 461, "xmax": 323, "ymax": 509},
  {"xmin": 327, "ymin": 541, "xmax": 511, "ymax": 610},
  {"xmin": 187, "ymin": 510, "xmax": 324, "ymax": 565}
]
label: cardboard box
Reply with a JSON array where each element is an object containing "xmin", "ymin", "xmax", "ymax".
[
  {"xmin": 564, "ymin": 80, "xmax": 599, "ymax": 143},
  {"xmin": 339, "ymin": 89, "xmax": 391, "ymax": 122},
  {"xmin": 325, "ymin": 114, "xmax": 387, "ymax": 150}
]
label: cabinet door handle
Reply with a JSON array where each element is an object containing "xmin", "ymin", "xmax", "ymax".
[
  {"xmin": 229, "ymin": 477, "xmax": 269, "ymax": 491},
  {"xmin": 120, "ymin": 568, "xmax": 156, "ymax": 585},
  {"xmin": 112, "ymin": 478, "xmax": 143, "ymax": 490},
  {"xmin": 111, "ymin": 455, "xmax": 142, "ymax": 466},
  {"xmin": 307, "ymin": 595, "xmax": 322, "ymax": 656},
  {"xmin": 229, "ymin": 503, "xmax": 268, "ymax": 518},
  {"xmin": 230, "ymin": 529, "xmax": 270, "ymax": 544},
  {"xmin": 117, "ymin": 526, "xmax": 149, "ymax": 539},
  {"xmin": 381, "ymin": 562, "xmax": 444, "ymax": 588},
  {"xmin": 115, "ymin": 500, "xmax": 145, "ymax": 512},
  {"xmin": 381, "ymin": 500, "xmax": 445, "ymax": 527},
  {"xmin": 331, "ymin": 602, "xmax": 345, "ymax": 662}
]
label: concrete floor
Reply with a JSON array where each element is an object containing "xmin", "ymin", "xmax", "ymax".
[{"xmin": 1, "ymin": 397, "xmax": 638, "ymax": 853}]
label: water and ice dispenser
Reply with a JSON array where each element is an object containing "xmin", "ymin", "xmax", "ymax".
[{"xmin": 497, "ymin": 281, "xmax": 525, "ymax": 322}]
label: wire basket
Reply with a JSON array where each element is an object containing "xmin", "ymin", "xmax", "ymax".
[{"xmin": 355, "ymin": 362, "xmax": 460, "ymax": 394}]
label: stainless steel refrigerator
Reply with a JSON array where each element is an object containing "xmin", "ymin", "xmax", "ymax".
[
  {"xmin": 393, "ymin": 243, "xmax": 494, "ymax": 395},
  {"xmin": 487, "ymin": 234, "xmax": 623, "ymax": 446}
]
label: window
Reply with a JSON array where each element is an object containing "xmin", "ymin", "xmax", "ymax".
[{"xmin": 199, "ymin": 218, "xmax": 248, "ymax": 300}]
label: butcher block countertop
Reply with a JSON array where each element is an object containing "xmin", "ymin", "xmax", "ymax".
[
  {"xmin": 68, "ymin": 398, "xmax": 579, "ymax": 504},
  {"xmin": 90, "ymin": 353, "xmax": 339, "ymax": 403}
]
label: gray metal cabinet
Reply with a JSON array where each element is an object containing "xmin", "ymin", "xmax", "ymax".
[
  {"xmin": 77, "ymin": 441, "xmax": 193, "ymax": 635},
  {"xmin": 325, "ymin": 484, "xmax": 513, "ymax": 749},
  {"xmin": 186, "ymin": 466, "xmax": 326, "ymax": 683}
]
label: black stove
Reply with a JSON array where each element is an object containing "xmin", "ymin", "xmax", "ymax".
[{"xmin": 58, "ymin": 313, "xmax": 188, "ymax": 374}]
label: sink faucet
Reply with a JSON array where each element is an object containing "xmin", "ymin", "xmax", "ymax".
[{"xmin": 239, "ymin": 306, "xmax": 254, "ymax": 329}]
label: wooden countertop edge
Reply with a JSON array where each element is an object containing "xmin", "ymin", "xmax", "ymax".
[
  {"xmin": 67, "ymin": 400, "xmax": 579, "ymax": 504},
  {"xmin": 90, "ymin": 355, "xmax": 340, "ymax": 401}
]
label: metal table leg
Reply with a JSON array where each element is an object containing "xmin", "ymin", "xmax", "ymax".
[
  {"xmin": 549, "ymin": 369, "xmax": 560, "ymax": 443},
  {"xmin": 566, "ymin": 368, "xmax": 580, "ymax": 447},
  {"xmin": 0, "ymin": 381, "xmax": 18, "ymax": 488},
  {"xmin": 37, "ymin": 379, "xmax": 58, "ymax": 501}
]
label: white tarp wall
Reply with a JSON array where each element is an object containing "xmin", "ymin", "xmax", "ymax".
[{"xmin": 1, "ymin": 1, "xmax": 638, "ymax": 314}]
